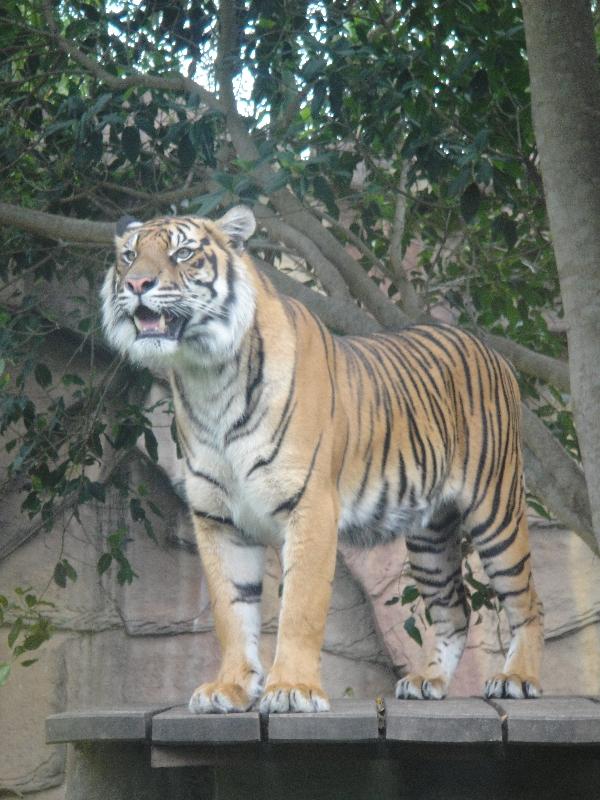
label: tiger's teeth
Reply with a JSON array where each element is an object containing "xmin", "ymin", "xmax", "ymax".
[
  {"xmin": 158, "ymin": 314, "xmax": 166, "ymax": 332},
  {"xmin": 134, "ymin": 315, "xmax": 142, "ymax": 331}
]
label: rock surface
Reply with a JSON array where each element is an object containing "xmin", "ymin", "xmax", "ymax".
[{"xmin": 1, "ymin": 405, "xmax": 600, "ymax": 797}]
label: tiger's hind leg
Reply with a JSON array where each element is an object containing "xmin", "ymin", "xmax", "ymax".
[
  {"xmin": 466, "ymin": 497, "xmax": 543, "ymax": 699},
  {"xmin": 396, "ymin": 503, "xmax": 469, "ymax": 700}
]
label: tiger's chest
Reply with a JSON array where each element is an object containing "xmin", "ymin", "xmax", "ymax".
[
  {"xmin": 171, "ymin": 367, "xmax": 289, "ymax": 546},
  {"xmin": 185, "ymin": 442, "xmax": 286, "ymax": 545}
]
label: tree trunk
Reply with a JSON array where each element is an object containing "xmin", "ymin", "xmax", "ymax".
[{"xmin": 521, "ymin": 0, "xmax": 600, "ymax": 549}]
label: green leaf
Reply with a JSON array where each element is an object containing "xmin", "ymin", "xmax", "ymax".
[
  {"xmin": 129, "ymin": 497, "xmax": 146, "ymax": 522},
  {"xmin": 8, "ymin": 617, "xmax": 23, "ymax": 648},
  {"xmin": 263, "ymin": 170, "xmax": 289, "ymax": 194},
  {"xmin": 312, "ymin": 175, "xmax": 338, "ymax": 216},
  {"xmin": 0, "ymin": 662, "xmax": 11, "ymax": 686},
  {"xmin": 177, "ymin": 134, "xmax": 196, "ymax": 171},
  {"xmin": 401, "ymin": 585, "xmax": 420, "ymax": 605},
  {"xmin": 53, "ymin": 561, "xmax": 67, "ymax": 588},
  {"xmin": 460, "ymin": 183, "xmax": 481, "ymax": 222},
  {"xmin": 89, "ymin": 481, "xmax": 106, "ymax": 503},
  {"xmin": 21, "ymin": 659, "xmax": 38, "ymax": 667},
  {"xmin": 23, "ymin": 631, "xmax": 49, "ymax": 651},
  {"xmin": 147, "ymin": 500, "xmax": 163, "ymax": 518},
  {"xmin": 122, "ymin": 126, "xmax": 141, "ymax": 162},
  {"xmin": 97, "ymin": 553, "xmax": 113, "ymax": 575},
  {"xmin": 144, "ymin": 429, "xmax": 158, "ymax": 463},
  {"xmin": 384, "ymin": 596, "xmax": 399, "ymax": 606},
  {"xmin": 62, "ymin": 559, "xmax": 77, "ymax": 582},
  {"xmin": 302, "ymin": 57, "xmax": 328, "ymax": 81},
  {"xmin": 311, "ymin": 80, "xmax": 327, "ymax": 117},
  {"xmin": 170, "ymin": 417, "xmax": 182, "ymax": 459},
  {"xmin": 34, "ymin": 363, "xmax": 52, "ymax": 388},
  {"xmin": 471, "ymin": 592, "xmax": 485, "ymax": 611},
  {"xmin": 403, "ymin": 616, "xmax": 423, "ymax": 647},
  {"xmin": 62, "ymin": 373, "xmax": 85, "ymax": 386},
  {"xmin": 492, "ymin": 214, "xmax": 518, "ymax": 249},
  {"xmin": 189, "ymin": 190, "xmax": 225, "ymax": 217},
  {"xmin": 469, "ymin": 69, "xmax": 489, "ymax": 101}
]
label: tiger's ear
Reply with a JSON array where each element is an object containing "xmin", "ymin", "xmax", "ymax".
[
  {"xmin": 215, "ymin": 205, "xmax": 256, "ymax": 250},
  {"xmin": 115, "ymin": 215, "xmax": 143, "ymax": 239}
]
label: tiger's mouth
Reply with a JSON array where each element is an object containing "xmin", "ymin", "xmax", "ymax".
[{"xmin": 132, "ymin": 306, "xmax": 187, "ymax": 340}]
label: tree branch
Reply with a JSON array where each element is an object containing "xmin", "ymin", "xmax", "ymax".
[
  {"xmin": 521, "ymin": 406, "xmax": 597, "ymax": 553},
  {"xmin": 483, "ymin": 332, "xmax": 570, "ymax": 393},
  {"xmin": 0, "ymin": 201, "xmax": 113, "ymax": 243},
  {"xmin": 389, "ymin": 163, "xmax": 422, "ymax": 318},
  {"xmin": 254, "ymin": 204, "xmax": 352, "ymax": 300},
  {"xmin": 254, "ymin": 258, "xmax": 381, "ymax": 336}
]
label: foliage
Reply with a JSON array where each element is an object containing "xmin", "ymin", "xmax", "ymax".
[{"xmin": 0, "ymin": 0, "xmax": 577, "ymax": 675}]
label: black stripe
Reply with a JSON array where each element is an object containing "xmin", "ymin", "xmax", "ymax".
[
  {"xmin": 192, "ymin": 509, "xmax": 234, "ymax": 526},
  {"xmin": 272, "ymin": 435, "xmax": 322, "ymax": 515},
  {"xmin": 232, "ymin": 581, "xmax": 263, "ymax": 604},
  {"xmin": 478, "ymin": 517, "xmax": 522, "ymax": 560},
  {"xmin": 247, "ymin": 402, "xmax": 296, "ymax": 477},
  {"xmin": 185, "ymin": 459, "xmax": 227, "ymax": 493},
  {"xmin": 488, "ymin": 553, "xmax": 531, "ymax": 580}
]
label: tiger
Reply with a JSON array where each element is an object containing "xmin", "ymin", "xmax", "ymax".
[{"xmin": 101, "ymin": 205, "xmax": 544, "ymax": 713}]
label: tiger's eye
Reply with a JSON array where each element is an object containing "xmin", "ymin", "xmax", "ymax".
[
  {"xmin": 175, "ymin": 247, "xmax": 194, "ymax": 261},
  {"xmin": 122, "ymin": 249, "xmax": 136, "ymax": 264}
]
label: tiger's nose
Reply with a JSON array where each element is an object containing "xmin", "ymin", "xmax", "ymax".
[{"xmin": 126, "ymin": 276, "xmax": 157, "ymax": 295}]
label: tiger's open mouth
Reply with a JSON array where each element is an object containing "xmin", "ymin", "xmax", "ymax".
[{"xmin": 133, "ymin": 306, "xmax": 187, "ymax": 340}]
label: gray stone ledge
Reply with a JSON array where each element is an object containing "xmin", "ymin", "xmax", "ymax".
[
  {"xmin": 45, "ymin": 697, "xmax": 600, "ymax": 749},
  {"xmin": 497, "ymin": 696, "xmax": 600, "ymax": 743},
  {"xmin": 385, "ymin": 697, "xmax": 503, "ymax": 743},
  {"xmin": 267, "ymin": 699, "xmax": 380, "ymax": 741},
  {"xmin": 46, "ymin": 705, "xmax": 175, "ymax": 744},
  {"xmin": 152, "ymin": 706, "xmax": 261, "ymax": 744}
]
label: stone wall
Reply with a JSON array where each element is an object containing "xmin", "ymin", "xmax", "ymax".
[
  {"xmin": 1, "ymin": 287, "xmax": 599, "ymax": 797},
  {"xmin": 2, "ymin": 420, "xmax": 600, "ymax": 797}
]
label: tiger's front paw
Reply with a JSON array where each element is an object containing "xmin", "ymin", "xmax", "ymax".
[
  {"xmin": 259, "ymin": 682, "xmax": 330, "ymax": 713},
  {"xmin": 395, "ymin": 674, "xmax": 447, "ymax": 700},
  {"xmin": 484, "ymin": 673, "xmax": 542, "ymax": 699},
  {"xmin": 189, "ymin": 681, "xmax": 257, "ymax": 714}
]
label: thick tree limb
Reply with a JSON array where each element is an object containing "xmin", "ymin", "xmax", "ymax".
[
  {"xmin": 0, "ymin": 201, "xmax": 573, "ymax": 388},
  {"xmin": 483, "ymin": 333, "xmax": 570, "ymax": 394},
  {"xmin": 253, "ymin": 204, "xmax": 352, "ymax": 300},
  {"xmin": 521, "ymin": 407, "xmax": 597, "ymax": 553},
  {"xmin": 254, "ymin": 258, "xmax": 381, "ymax": 337},
  {"xmin": 0, "ymin": 202, "xmax": 113, "ymax": 243}
]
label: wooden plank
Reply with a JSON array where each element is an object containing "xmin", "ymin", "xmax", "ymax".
[
  {"xmin": 266, "ymin": 699, "xmax": 380, "ymax": 742},
  {"xmin": 152, "ymin": 705, "xmax": 261, "ymax": 744},
  {"xmin": 385, "ymin": 697, "xmax": 502, "ymax": 743},
  {"xmin": 499, "ymin": 696, "xmax": 600, "ymax": 744},
  {"xmin": 45, "ymin": 705, "xmax": 174, "ymax": 744}
]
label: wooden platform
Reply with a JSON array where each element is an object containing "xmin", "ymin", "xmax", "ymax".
[{"xmin": 46, "ymin": 697, "xmax": 600, "ymax": 799}]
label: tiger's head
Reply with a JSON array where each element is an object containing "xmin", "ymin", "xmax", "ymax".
[{"xmin": 101, "ymin": 206, "xmax": 257, "ymax": 368}]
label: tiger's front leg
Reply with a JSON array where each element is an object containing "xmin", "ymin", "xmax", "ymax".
[
  {"xmin": 189, "ymin": 518, "xmax": 265, "ymax": 713},
  {"xmin": 259, "ymin": 493, "xmax": 339, "ymax": 713}
]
